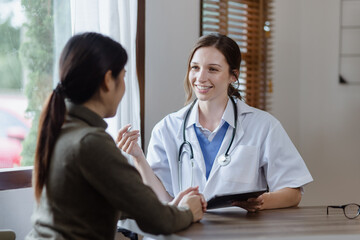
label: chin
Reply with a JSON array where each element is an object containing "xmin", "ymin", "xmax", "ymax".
[
  {"xmin": 195, "ymin": 94, "xmax": 210, "ymax": 101},
  {"xmin": 105, "ymin": 111, "xmax": 117, "ymax": 118}
]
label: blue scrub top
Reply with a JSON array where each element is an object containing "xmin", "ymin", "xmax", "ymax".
[{"xmin": 194, "ymin": 122, "xmax": 229, "ymax": 179}]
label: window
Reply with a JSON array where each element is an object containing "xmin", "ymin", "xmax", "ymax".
[
  {"xmin": 0, "ymin": 0, "xmax": 56, "ymax": 170},
  {"xmin": 0, "ymin": 0, "xmax": 143, "ymax": 190},
  {"xmin": 0, "ymin": 0, "xmax": 60, "ymax": 189},
  {"xmin": 201, "ymin": 0, "xmax": 273, "ymax": 110}
]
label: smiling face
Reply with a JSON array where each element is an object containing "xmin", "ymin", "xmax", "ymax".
[{"xmin": 189, "ymin": 46, "xmax": 234, "ymax": 105}]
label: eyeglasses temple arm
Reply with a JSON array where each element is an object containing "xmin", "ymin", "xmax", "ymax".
[{"xmin": 327, "ymin": 205, "xmax": 343, "ymax": 215}]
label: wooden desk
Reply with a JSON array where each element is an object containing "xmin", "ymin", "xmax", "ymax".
[
  {"xmin": 118, "ymin": 206, "xmax": 360, "ymax": 240},
  {"xmin": 177, "ymin": 206, "xmax": 360, "ymax": 239}
]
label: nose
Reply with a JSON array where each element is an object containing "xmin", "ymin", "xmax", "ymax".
[{"xmin": 196, "ymin": 69, "xmax": 207, "ymax": 83}]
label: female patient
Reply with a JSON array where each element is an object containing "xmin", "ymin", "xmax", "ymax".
[{"xmin": 26, "ymin": 32, "xmax": 204, "ymax": 240}]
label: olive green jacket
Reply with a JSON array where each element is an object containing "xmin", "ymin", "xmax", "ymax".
[{"xmin": 26, "ymin": 102, "xmax": 192, "ymax": 240}]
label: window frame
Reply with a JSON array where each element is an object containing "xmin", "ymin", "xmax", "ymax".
[
  {"xmin": 0, "ymin": 166, "xmax": 32, "ymax": 190},
  {"xmin": 137, "ymin": 0, "xmax": 145, "ymax": 151}
]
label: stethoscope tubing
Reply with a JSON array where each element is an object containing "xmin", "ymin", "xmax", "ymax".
[
  {"xmin": 177, "ymin": 97, "xmax": 238, "ymax": 190},
  {"xmin": 225, "ymin": 97, "xmax": 238, "ymax": 157}
]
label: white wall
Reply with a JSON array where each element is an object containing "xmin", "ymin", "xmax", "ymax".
[
  {"xmin": 145, "ymin": 0, "xmax": 360, "ymax": 206},
  {"xmin": 272, "ymin": 0, "xmax": 301, "ymax": 146},
  {"xmin": 0, "ymin": 188, "xmax": 34, "ymax": 239},
  {"xmin": 299, "ymin": 0, "xmax": 360, "ymax": 205},
  {"xmin": 144, "ymin": 0, "xmax": 200, "ymax": 150},
  {"xmin": 273, "ymin": 0, "xmax": 360, "ymax": 205}
]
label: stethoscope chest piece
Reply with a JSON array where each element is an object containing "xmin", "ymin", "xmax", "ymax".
[{"xmin": 217, "ymin": 154, "xmax": 231, "ymax": 166}]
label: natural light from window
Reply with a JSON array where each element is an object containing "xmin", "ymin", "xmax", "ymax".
[{"xmin": 0, "ymin": 0, "xmax": 54, "ymax": 169}]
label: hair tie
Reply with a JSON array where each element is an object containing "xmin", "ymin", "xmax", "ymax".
[{"xmin": 54, "ymin": 82, "xmax": 65, "ymax": 95}]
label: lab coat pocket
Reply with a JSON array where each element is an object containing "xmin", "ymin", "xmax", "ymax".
[{"xmin": 220, "ymin": 145, "xmax": 259, "ymax": 183}]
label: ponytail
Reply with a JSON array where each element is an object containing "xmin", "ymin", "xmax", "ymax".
[
  {"xmin": 33, "ymin": 85, "xmax": 66, "ymax": 202},
  {"xmin": 32, "ymin": 32, "xmax": 128, "ymax": 202},
  {"xmin": 228, "ymin": 84, "xmax": 242, "ymax": 100},
  {"xmin": 228, "ymin": 71, "xmax": 242, "ymax": 100}
]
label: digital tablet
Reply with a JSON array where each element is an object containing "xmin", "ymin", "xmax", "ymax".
[{"xmin": 207, "ymin": 189, "xmax": 267, "ymax": 209}]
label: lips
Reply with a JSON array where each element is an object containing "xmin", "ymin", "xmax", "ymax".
[
  {"xmin": 196, "ymin": 85, "xmax": 212, "ymax": 90},
  {"xmin": 195, "ymin": 82, "xmax": 213, "ymax": 90},
  {"xmin": 194, "ymin": 84, "xmax": 213, "ymax": 94}
]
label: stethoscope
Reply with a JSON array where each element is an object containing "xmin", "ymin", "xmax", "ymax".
[{"xmin": 178, "ymin": 97, "xmax": 238, "ymax": 190}]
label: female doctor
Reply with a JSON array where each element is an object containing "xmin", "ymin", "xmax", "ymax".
[{"xmin": 120, "ymin": 33, "xmax": 313, "ymax": 212}]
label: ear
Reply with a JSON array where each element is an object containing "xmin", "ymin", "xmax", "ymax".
[{"xmin": 101, "ymin": 70, "xmax": 113, "ymax": 92}]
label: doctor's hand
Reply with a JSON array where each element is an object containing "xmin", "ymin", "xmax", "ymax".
[
  {"xmin": 232, "ymin": 194, "xmax": 265, "ymax": 212},
  {"xmin": 117, "ymin": 124, "xmax": 143, "ymax": 159},
  {"xmin": 170, "ymin": 186, "xmax": 207, "ymax": 212},
  {"xmin": 178, "ymin": 193, "xmax": 204, "ymax": 223}
]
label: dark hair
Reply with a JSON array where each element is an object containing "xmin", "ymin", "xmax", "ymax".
[
  {"xmin": 184, "ymin": 33, "xmax": 242, "ymax": 104},
  {"xmin": 33, "ymin": 32, "xmax": 128, "ymax": 202}
]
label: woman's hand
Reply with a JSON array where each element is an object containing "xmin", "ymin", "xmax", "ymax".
[
  {"xmin": 116, "ymin": 124, "xmax": 143, "ymax": 159},
  {"xmin": 170, "ymin": 186, "xmax": 207, "ymax": 212},
  {"xmin": 232, "ymin": 188, "xmax": 301, "ymax": 212},
  {"xmin": 178, "ymin": 190, "xmax": 205, "ymax": 222},
  {"xmin": 232, "ymin": 194, "xmax": 265, "ymax": 212}
]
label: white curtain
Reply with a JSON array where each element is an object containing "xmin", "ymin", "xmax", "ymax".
[{"xmin": 68, "ymin": 0, "xmax": 141, "ymax": 146}]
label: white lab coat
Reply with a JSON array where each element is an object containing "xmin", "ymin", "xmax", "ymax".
[{"xmin": 147, "ymin": 99, "xmax": 313, "ymax": 200}]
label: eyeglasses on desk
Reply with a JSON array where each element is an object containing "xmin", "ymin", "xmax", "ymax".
[{"xmin": 327, "ymin": 203, "xmax": 360, "ymax": 219}]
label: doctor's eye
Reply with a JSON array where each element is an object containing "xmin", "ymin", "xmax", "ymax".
[
  {"xmin": 209, "ymin": 67, "xmax": 219, "ymax": 72},
  {"xmin": 191, "ymin": 65, "xmax": 199, "ymax": 70}
]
